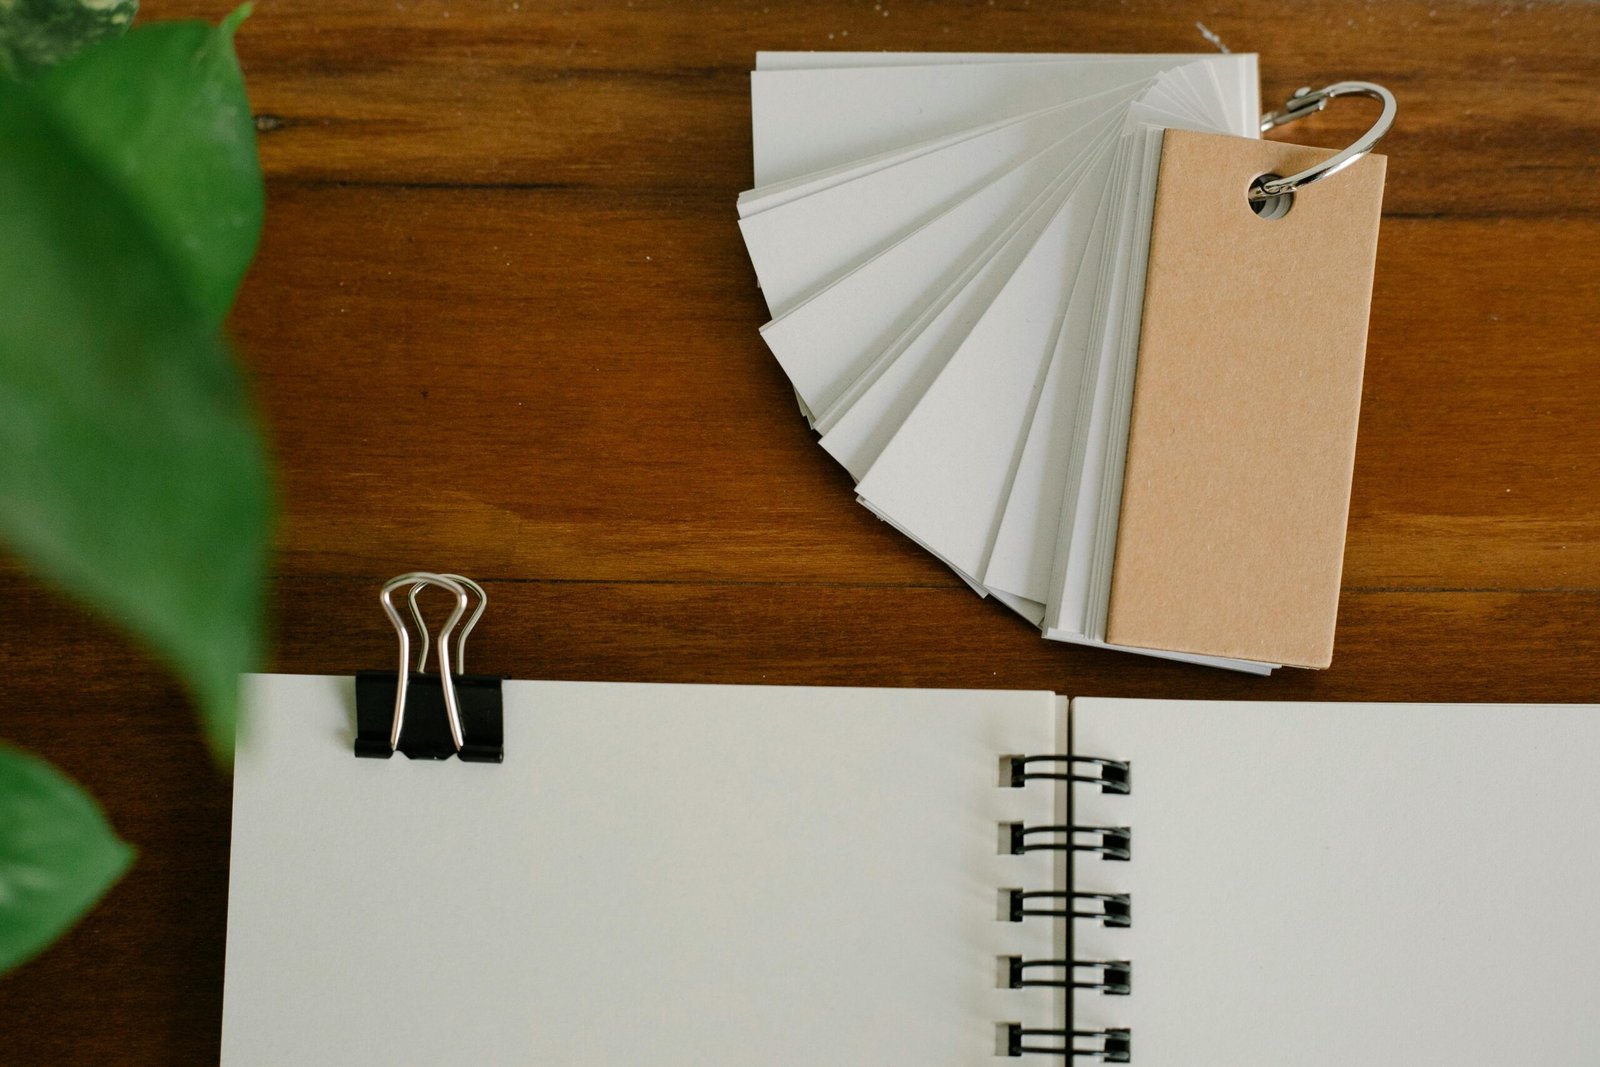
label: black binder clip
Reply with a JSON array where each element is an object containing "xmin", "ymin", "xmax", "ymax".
[{"xmin": 355, "ymin": 572, "xmax": 504, "ymax": 763}]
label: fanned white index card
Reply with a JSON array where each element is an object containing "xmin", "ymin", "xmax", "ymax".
[
  {"xmin": 750, "ymin": 56, "xmax": 1252, "ymax": 184},
  {"xmin": 742, "ymin": 88, "xmax": 1139, "ymax": 315},
  {"xmin": 852, "ymin": 150, "xmax": 1105, "ymax": 581},
  {"xmin": 736, "ymin": 53, "xmax": 1273, "ymax": 673},
  {"xmin": 817, "ymin": 131, "xmax": 1115, "ymax": 474},
  {"xmin": 769, "ymin": 118, "xmax": 1117, "ymax": 424},
  {"xmin": 752, "ymin": 51, "xmax": 1258, "ymax": 138}
]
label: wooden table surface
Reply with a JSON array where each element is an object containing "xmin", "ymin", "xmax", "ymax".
[{"xmin": 3, "ymin": 0, "xmax": 1598, "ymax": 1060}]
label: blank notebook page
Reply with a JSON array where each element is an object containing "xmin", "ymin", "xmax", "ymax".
[
  {"xmin": 1071, "ymin": 699, "xmax": 1600, "ymax": 1066},
  {"xmin": 223, "ymin": 675, "xmax": 1061, "ymax": 1067}
]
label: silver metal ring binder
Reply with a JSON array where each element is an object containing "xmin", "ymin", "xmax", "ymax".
[
  {"xmin": 1251, "ymin": 80, "xmax": 1396, "ymax": 200},
  {"xmin": 1006, "ymin": 752, "xmax": 1132, "ymax": 1059}
]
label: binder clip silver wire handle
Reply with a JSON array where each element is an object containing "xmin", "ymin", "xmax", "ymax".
[
  {"xmin": 379, "ymin": 572, "xmax": 487, "ymax": 755},
  {"xmin": 1251, "ymin": 81, "xmax": 1396, "ymax": 201},
  {"xmin": 406, "ymin": 572, "xmax": 487, "ymax": 675}
]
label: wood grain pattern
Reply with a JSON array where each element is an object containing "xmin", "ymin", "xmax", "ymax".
[{"xmin": 2, "ymin": 1, "xmax": 1598, "ymax": 1061}]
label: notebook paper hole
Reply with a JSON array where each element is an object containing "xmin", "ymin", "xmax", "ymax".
[{"xmin": 1249, "ymin": 172, "xmax": 1294, "ymax": 219}]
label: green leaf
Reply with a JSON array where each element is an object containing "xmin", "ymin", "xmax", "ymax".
[
  {"xmin": 33, "ymin": 6, "xmax": 263, "ymax": 324},
  {"xmin": 0, "ymin": 0, "xmax": 138, "ymax": 82},
  {"xmin": 0, "ymin": 743, "xmax": 134, "ymax": 975},
  {"xmin": 0, "ymin": 77, "xmax": 271, "ymax": 757}
]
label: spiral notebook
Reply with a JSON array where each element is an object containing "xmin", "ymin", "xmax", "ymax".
[{"xmin": 222, "ymin": 676, "xmax": 1600, "ymax": 1065}]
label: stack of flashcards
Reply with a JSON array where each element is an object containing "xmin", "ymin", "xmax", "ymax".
[{"xmin": 738, "ymin": 53, "xmax": 1390, "ymax": 673}]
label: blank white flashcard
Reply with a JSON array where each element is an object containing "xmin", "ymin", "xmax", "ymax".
[
  {"xmin": 981, "ymin": 201, "xmax": 1111, "ymax": 606},
  {"xmin": 751, "ymin": 58, "xmax": 1235, "ymax": 186},
  {"xmin": 752, "ymin": 52, "xmax": 1259, "ymax": 139},
  {"xmin": 815, "ymin": 141, "xmax": 1111, "ymax": 476},
  {"xmin": 1044, "ymin": 124, "xmax": 1166, "ymax": 640},
  {"xmin": 810, "ymin": 72, "xmax": 1214, "ymax": 473},
  {"xmin": 763, "ymin": 123, "xmax": 1115, "ymax": 422},
  {"xmin": 743, "ymin": 89, "xmax": 1138, "ymax": 316},
  {"xmin": 853, "ymin": 169, "xmax": 1104, "ymax": 582}
]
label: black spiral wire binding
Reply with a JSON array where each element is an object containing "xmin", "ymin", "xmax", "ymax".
[
  {"xmin": 1010, "ymin": 756, "xmax": 1130, "ymax": 794},
  {"xmin": 1007, "ymin": 959, "xmax": 1131, "ymax": 994},
  {"xmin": 1009, "ymin": 824, "xmax": 1131, "ymax": 860},
  {"xmin": 1005, "ymin": 755, "xmax": 1131, "ymax": 1060},
  {"xmin": 1007, "ymin": 1027, "xmax": 1132, "ymax": 1063},
  {"xmin": 1008, "ymin": 890, "xmax": 1132, "ymax": 928}
]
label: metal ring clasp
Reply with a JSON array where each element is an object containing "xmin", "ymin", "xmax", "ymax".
[{"xmin": 1251, "ymin": 81, "xmax": 1396, "ymax": 200}]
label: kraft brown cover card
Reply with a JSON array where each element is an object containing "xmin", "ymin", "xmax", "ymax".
[{"xmin": 1105, "ymin": 130, "xmax": 1386, "ymax": 668}]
